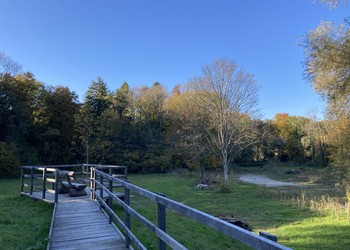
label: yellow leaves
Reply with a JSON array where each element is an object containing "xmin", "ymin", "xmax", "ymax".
[{"xmin": 305, "ymin": 20, "xmax": 350, "ymax": 117}]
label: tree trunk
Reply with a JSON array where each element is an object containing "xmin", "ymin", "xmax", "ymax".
[
  {"xmin": 320, "ymin": 141, "xmax": 327, "ymax": 165},
  {"xmin": 223, "ymin": 153, "xmax": 229, "ymax": 183},
  {"xmin": 311, "ymin": 141, "xmax": 315, "ymax": 164},
  {"xmin": 199, "ymin": 157, "xmax": 205, "ymax": 181}
]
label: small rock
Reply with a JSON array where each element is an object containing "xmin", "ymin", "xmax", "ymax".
[{"xmin": 195, "ymin": 183, "xmax": 209, "ymax": 190}]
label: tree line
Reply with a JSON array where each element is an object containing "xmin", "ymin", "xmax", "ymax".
[{"xmin": 0, "ymin": 54, "xmax": 340, "ymax": 182}]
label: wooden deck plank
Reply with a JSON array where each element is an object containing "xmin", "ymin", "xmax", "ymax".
[
  {"xmin": 51, "ymin": 236, "xmax": 123, "ymax": 246},
  {"xmin": 52, "ymin": 226, "xmax": 118, "ymax": 237},
  {"xmin": 53, "ymin": 221, "xmax": 107, "ymax": 229},
  {"xmin": 52, "ymin": 237, "xmax": 122, "ymax": 249},
  {"xmin": 50, "ymin": 235, "xmax": 121, "ymax": 246},
  {"xmin": 48, "ymin": 192, "xmax": 127, "ymax": 250}
]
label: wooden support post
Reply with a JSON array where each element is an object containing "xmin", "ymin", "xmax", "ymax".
[
  {"xmin": 108, "ymin": 178, "xmax": 113, "ymax": 224},
  {"xmin": 30, "ymin": 167, "xmax": 34, "ymax": 195},
  {"xmin": 259, "ymin": 232, "xmax": 278, "ymax": 242},
  {"xmin": 20, "ymin": 166, "xmax": 24, "ymax": 194},
  {"xmin": 99, "ymin": 174, "xmax": 103, "ymax": 210},
  {"xmin": 124, "ymin": 183, "xmax": 131, "ymax": 248},
  {"xmin": 54, "ymin": 169, "xmax": 59, "ymax": 203},
  {"xmin": 90, "ymin": 167, "xmax": 95, "ymax": 200},
  {"xmin": 158, "ymin": 193, "xmax": 166, "ymax": 250},
  {"xmin": 124, "ymin": 166, "xmax": 128, "ymax": 180},
  {"xmin": 42, "ymin": 167, "xmax": 47, "ymax": 200},
  {"xmin": 81, "ymin": 164, "xmax": 85, "ymax": 182}
]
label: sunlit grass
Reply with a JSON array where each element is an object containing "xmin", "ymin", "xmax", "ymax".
[{"xmin": 111, "ymin": 172, "xmax": 350, "ymax": 249}]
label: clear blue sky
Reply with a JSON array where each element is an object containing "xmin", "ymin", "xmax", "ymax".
[{"xmin": 0, "ymin": 0, "xmax": 349, "ymax": 119}]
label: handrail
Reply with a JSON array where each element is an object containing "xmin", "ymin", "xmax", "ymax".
[
  {"xmin": 95, "ymin": 178, "xmax": 186, "ymax": 250},
  {"xmin": 21, "ymin": 166, "xmax": 59, "ymax": 203},
  {"xmin": 23, "ymin": 164, "xmax": 82, "ymax": 169},
  {"xmin": 20, "ymin": 164, "xmax": 290, "ymax": 249},
  {"xmin": 84, "ymin": 163, "xmax": 127, "ymax": 169},
  {"xmin": 92, "ymin": 168, "xmax": 291, "ymax": 250},
  {"xmin": 21, "ymin": 164, "xmax": 128, "ymax": 204}
]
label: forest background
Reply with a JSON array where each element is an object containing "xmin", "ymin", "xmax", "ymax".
[
  {"xmin": 2, "ymin": 0, "xmax": 350, "ymax": 191},
  {"xmin": 0, "ymin": 53, "xmax": 342, "ymax": 185}
]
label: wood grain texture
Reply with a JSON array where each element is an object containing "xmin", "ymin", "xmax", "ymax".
[{"xmin": 48, "ymin": 192, "xmax": 127, "ymax": 250}]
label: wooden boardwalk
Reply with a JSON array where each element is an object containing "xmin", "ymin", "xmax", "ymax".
[
  {"xmin": 22, "ymin": 165, "xmax": 291, "ymax": 250},
  {"xmin": 45, "ymin": 192, "xmax": 128, "ymax": 250}
]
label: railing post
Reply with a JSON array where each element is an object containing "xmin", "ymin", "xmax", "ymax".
[
  {"xmin": 82, "ymin": 164, "xmax": 85, "ymax": 181},
  {"xmin": 158, "ymin": 194, "xmax": 166, "ymax": 250},
  {"xmin": 90, "ymin": 167, "xmax": 96, "ymax": 200},
  {"xmin": 99, "ymin": 174, "xmax": 104, "ymax": 210},
  {"xmin": 42, "ymin": 167, "xmax": 47, "ymax": 200},
  {"xmin": 30, "ymin": 167, "xmax": 34, "ymax": 195},
  {"xmin": 259, "ymin": 232, "xmax": 278, "ymax": 242},
  {"xmin": 20, "ymin": 166, "xmax": 24, "ymax": 194},
  {"xmin": 108, "ymin": 177, "xmax": 113, "ymax": 224},
  {"xmin": 54, "ymin": 169, "xmax": 59, "ymax": 203},
  {"xmin": 124, "ymin": 182, "xmax": 131, "ymax": 248}
]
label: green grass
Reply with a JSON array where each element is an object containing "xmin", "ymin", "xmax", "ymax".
[
  {"xmin": 1, "ymin": 166, "xmax": 348, "ymax": 249},
  {"xmin": 0, "ymin": 179, "xmax": 53, "ymax": 250},
  {"xmin": 110, "ymin": 171, "xmax": 350, "ymax": 249}
]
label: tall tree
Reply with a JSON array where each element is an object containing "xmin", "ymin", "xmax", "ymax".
[
  {"xmin": 85, "ymin": 77, "xmax": 111, "ymax": 117},
  {"xmin": 34, "ymin": 86, "xmax": 79, "ymax": 164},
  {"xmin": 78, "ymin": 77, "xmax": 112, "ymax": 163},
  {"xmin": 0, "ymin": 73, "xmax": 42, "ymax": 164},
  {"xmin": 0, "ymin": 52, "xmax": 22, "ymax": 76},
  {"xmin": 304, "ymin": 20, "xmax": 350, "ymax": 186},
  {"xmin": 132, "ymin": 83, "xmax": 167, "ymax": 144},
  {"xmin": 168, "ymin": 87, "xmax": 209, "ymax": 180},
  {"xmin": 113, "ymin": 82, "xmax": 131, "ymax": 119},
  {"xmin": 189, "ymin": 58, "xmax": 259, "ymax": 183},
  {"xmin": 304, "ymin": 21, "xmax": 350, "ymax": 118}
]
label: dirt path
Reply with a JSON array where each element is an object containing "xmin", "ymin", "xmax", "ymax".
[{"xmin": 238, "ymin": 174, "xmax": 302, "ymax": 187}]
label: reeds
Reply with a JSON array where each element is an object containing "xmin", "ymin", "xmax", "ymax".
[{"xmin": 254, "ymin": 187, "xmax": 350, "ymax": 221}]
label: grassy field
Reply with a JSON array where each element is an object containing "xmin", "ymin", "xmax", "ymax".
[
  {"xmin": 0, "ymin": 179, "xmax": 53, "ymax": 250},
  {"xmin": 116, "ymin": 166, "xmax": 350, "ymax": 250},
  {"xmin": 1, "ymin": 165, "xmax": 349, "ymax": 249}
]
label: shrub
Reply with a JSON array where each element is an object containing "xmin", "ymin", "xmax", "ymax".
[
  {"xmin": 0, "ymin": 143, "xmax": 21, "ymax": 178},
  {"xmin": 217, "ymin": 182, "xmax": 232, "ymax": 193}
]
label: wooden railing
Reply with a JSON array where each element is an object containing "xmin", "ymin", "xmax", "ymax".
[
  {"xmin": 91, "ymin": 167, "xmax": 291, "ymax": 250},
  {"xmin": 20, "ymin": 164, "xmax": 127, "ymax": 204},
  {"xmin": 21, "ymin": 166, "xmax": 60, "ymax": 203},
  {"xmin": 21, "ymin": 164, "xmax": 290, "ymax": 249}
]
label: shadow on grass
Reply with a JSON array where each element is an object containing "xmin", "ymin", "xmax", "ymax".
[{"xmin": 0, "ymin": 179, "xmax": 53, "ymax": 250}]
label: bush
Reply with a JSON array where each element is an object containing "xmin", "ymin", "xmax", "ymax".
[
  {"xmin": 0, "ymin": 143, "xmax": 21, "ymax": 178},
  {"xmin": 217, "ymin": 182, "xmax": 232, "ymax": 193}
]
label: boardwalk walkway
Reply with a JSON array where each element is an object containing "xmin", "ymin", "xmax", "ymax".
[
  {"xmin": 47, "ymin": 193, "xmax": 127, "ymax": 250},
  {"xmin": 22, "ymin": 165, "xmax": 291, "ymax": 250}
]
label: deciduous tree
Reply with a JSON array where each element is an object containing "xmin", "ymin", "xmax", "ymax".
[
  {"xmin": 34, "ymin": 86, "xmax": 79, "ymax": 164},
  {"xmin": 189, "ymin": 58, "xmax": 259, "ymax": 183},
  {"xmin": 304, "ymin": 20, "xmax": 350, "ymax": 186},
  {"xmin": 0, "ymin": 52, "xmax": 22, "ymax": 76},
  {"xmin": 168, "ymin": 87, "xmax": 209, "ymax": 180},
  {"xmin": 304, "ymin": 21, "xmax": 350, "ymax": 117}
]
